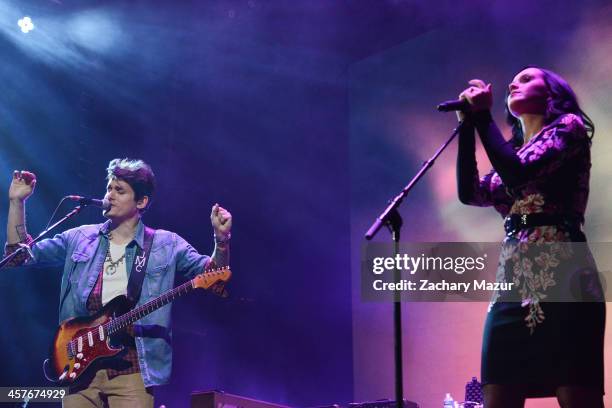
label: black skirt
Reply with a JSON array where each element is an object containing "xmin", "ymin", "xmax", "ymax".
[{"xmin": 482, "ymin": 299, "xmax": 605, "ymax": 397}]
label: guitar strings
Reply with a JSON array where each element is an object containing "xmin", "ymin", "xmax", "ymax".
[{"xmin": 68, "ymin": 267, "xmax": 229, "ymax": 354}]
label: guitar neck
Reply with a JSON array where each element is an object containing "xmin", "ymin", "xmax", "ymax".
[{"xmin": 106, "ymin": 278, "xmax": 195, "ymax": 334}]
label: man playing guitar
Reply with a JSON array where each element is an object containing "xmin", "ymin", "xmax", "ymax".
[{"xmin": 5, "ymin": 158, "xmax": 232, "ymax": 407}]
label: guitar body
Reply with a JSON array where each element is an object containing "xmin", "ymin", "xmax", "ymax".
[{"xmin": 44, "ymin": 296, "xmax": 129, "ymax": 385}]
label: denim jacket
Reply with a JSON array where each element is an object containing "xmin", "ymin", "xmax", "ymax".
[{"xmin": 5, "ymin": 219, "xmax": 211, "ymax": 387}]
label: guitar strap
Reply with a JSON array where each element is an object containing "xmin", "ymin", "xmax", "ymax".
[{"xmin": 126, "ymin": 226, "xmax": 156, "ymax": 308}]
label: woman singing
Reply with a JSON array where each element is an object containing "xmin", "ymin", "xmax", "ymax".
[{"xmin": 456, "ymin": 67, "xmax": 605, "ymax": 408}]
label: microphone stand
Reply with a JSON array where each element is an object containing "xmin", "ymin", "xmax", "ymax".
[
  {"xmin": 365, "ymin": 121, "xmax": 465, "ymax": 408},
  {"xmin": 0, "ymin": 205, "xmax": 84, "ymax": 270}
]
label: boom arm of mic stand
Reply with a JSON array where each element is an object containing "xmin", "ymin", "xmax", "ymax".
[
  {"xmin": 364, "ymin": 122, "xmax": 465, "ymax": 240},
  {"xmin": 0, "ymin": 206, "xmax": 83, "ymax": 270}
]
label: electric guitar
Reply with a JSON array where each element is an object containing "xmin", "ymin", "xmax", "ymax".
[{"xmin": 43, "ymin": 266, "xmax": 231, "ymax": 385}]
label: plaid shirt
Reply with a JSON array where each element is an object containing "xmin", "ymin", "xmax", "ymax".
[
  {"xmin": 3, "ymin": 236, "xmax": 34, "ymax": 267},
  {"xmin": 86, "ymin": 266, "xmax": 140, "ymax": 379}
]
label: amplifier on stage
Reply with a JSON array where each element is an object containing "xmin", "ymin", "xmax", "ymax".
[
  {"xmin": 348, "ymin": 399, "xmax": 419, "ymax": 408},
  {"xmin": 191, "ymin": 390, "xmax": 291, "ymax": 408}
]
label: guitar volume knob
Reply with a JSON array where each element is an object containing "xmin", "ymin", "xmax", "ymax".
[
  {"xmin": 74, "ymin": 363, "xmax": 81, "ymax": 369},
  {"xmin": 77, "ymin": 353, "xmax": 84, "ymax": 359}
]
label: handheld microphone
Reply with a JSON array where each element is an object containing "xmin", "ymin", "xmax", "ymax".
[
  {"xmin": 65, "ymin": 195, "xmax": 110, "ymax": 210},
  {"xmin": 437, "ymin": 98, "xmax": 470, "ymax": 112}
]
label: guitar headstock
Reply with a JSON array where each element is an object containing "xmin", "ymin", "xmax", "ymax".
[{"xmin": 193, "ymin": 266, "xmax": 232, "ymax": 290}]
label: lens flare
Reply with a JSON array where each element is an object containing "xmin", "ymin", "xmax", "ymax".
[{"xmin": 17, "ymin": 16, "xmax": 34, "ymax": 33}]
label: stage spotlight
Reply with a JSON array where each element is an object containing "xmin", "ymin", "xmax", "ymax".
[{"xmin": 18, "ymin": 16, "xmax": 35, "ymax": 33}]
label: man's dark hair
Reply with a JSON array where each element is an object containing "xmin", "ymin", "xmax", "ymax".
[{"xmin": 106, "ymin": 158, "xmax": 156, "ymax": 212}]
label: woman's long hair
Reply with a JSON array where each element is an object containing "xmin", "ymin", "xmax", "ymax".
[{"xmin": 505, "ymin": 66, "xmax": 595, "ymax": 147}]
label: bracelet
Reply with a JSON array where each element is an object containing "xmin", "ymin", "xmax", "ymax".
[{"xmin": 214, "ymin": 232, "xmax": 231, "ymax": 245}]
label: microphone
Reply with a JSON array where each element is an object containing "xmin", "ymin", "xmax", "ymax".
[
  {"xmin": 65, "ymin": 195, "xmax": 110, "ymax": 210},
  {"xmin": 437, "ymin": 98, "xmax": 470, "ymax": 112}
]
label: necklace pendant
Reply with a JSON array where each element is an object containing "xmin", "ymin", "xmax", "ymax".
[{"xmin": 105, "ymin": 264, "xmax": 117, "ymax": 276}]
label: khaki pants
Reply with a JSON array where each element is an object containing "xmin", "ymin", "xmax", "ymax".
[{"xmin": 62, "ymin": 371, "xmax": 154, "ymax": 408}]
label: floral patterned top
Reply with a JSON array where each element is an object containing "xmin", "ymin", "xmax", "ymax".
[{"xmin": 459, "ymin": 112, "xmax": 590, "ymax": 220}]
